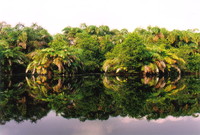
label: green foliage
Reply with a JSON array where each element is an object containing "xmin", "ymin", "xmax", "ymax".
[
  {"xmin": 26, "ymin": 47, "xmax": 83, "ymax": 75},
  {"xmin": 103, "ymin": 33, "xmax": 152, "ymax": 73},
  {"xmin": 141, "ymin": 44, "xmax": 186, "ymax": 74},
  {"xmin": 187, "ymin": 53, "xmax": 200, "ymax": 72},
  {"xmin": 1, "ymin": 22, "xmax": 200, "ymax": 74},
  {"xmin": 75, "ymin": 33, "xmax": 102, "ymax": 72},
  {"xmin": 49, "ymin": 34, "xmax": 69, "ymax": 49},
  {"xmin": 0, "ymin": 45, "xmax": 27, "ymax": 74}
]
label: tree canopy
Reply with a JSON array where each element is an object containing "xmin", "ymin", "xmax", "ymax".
[{"xmin": 1, "ymin": 21, "xmax": 200, "ymax": 75}]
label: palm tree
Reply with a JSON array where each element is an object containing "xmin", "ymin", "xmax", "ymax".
[
  {"xmin": 0, "ymin": 46, "xmax": 27, "ymax": 74},
  {"xmin": 22, "ymin": 23, "xmax": 53, "ymax": 53},
  {"xmin": 62, "ymin": 27, "xmax": 83, "ymax": 46},
  {"xmin": 26, "ymin": 47, "xmax": 83, "ymax": 75},
  {"xmin": 142, "ymin": 46, "xmax": 185, "ymax": 75}
]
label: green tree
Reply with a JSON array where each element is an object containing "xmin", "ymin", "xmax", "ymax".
[
  {"xmin": 75, "ymin": 33, "xmax": 102, "ymax": 72},
  {"xmin": 0, "ymin": 46, "xmax": 27, "ymax": 74},
  {"xmin": 103, "ymin": 33, "xmax": 152, "ymax": 73},
  {"xmin": 26, "ymin": 47, "xmax": 83, "ymax": 75}
]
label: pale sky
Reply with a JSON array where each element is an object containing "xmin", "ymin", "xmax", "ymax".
[{"xmin": 1, "ymin": 0, "xmax": 200, "ymax": 34}]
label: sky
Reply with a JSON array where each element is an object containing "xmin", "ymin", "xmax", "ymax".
[{"xmin": 1, "ymin": 0, "xmax": 200, "ymax": 34}]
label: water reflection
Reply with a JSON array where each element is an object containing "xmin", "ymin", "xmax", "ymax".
[
  {"xmin": 0, "ymin": 74, "xmax": 200, "ymax": 125},
  {"xmin": 1, "ymin": 111, "xmax": 200, "ymax": 135}
]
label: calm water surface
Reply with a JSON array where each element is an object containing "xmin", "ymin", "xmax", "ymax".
[
  {"xmin": 1, "ymin": 111, "xmax": 200, "ymax": 135},
  {"xmin": 0, "ymin": 74, "xmax": 200, "ymax": 135}
]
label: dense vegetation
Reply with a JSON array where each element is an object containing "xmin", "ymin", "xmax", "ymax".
[{"xmin": 1, "ymin": 22, "xmax": 200, "ymax": 75}]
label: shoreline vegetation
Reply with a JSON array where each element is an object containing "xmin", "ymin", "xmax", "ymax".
[{"xmin": 1, "ymin": 22, "xmax": 200, "ymax": 76}]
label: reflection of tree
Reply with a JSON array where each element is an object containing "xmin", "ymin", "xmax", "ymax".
[
  {"xmin": 103, "ymin": 75, "xmax": 154, "ymax": 118},
  {"xmin": 142, "ymin": 75, "xmax": 200, "ymax": 120},
  {"xmin": 0, "ymin": 74, "xmax": 200, "ymax": 124},
  {"xmin": 0, "ymin": 75, "xmax": 50, "ymax": 125},
  {"xmin": 27, "ymin": 75, "xmax": 118, "ymax": 121},
  {"xmin": 103, "ymin": 75, "xmax": 200, "ymax": 120},
  {"xmin": 26, "ymin": 75, "xmax": 84, "ymax": 99}
]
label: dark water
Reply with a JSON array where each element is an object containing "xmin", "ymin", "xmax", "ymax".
[{"xmin": 0, "ymin": 74, "xmax": 200, "ymax": 135}]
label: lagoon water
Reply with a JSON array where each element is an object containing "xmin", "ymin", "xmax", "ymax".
[
  {"xmin": 0, "ymin": 74, "xmax": 200, "ymax": 135},
  {"xmin": 1, "ymin": 111, "xmax": 200, "ymax": 135}
]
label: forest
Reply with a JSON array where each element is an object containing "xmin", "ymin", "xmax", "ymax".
[{"xmin": 1, "ymin": 21, "xmax": 200, "ymax": 75}]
